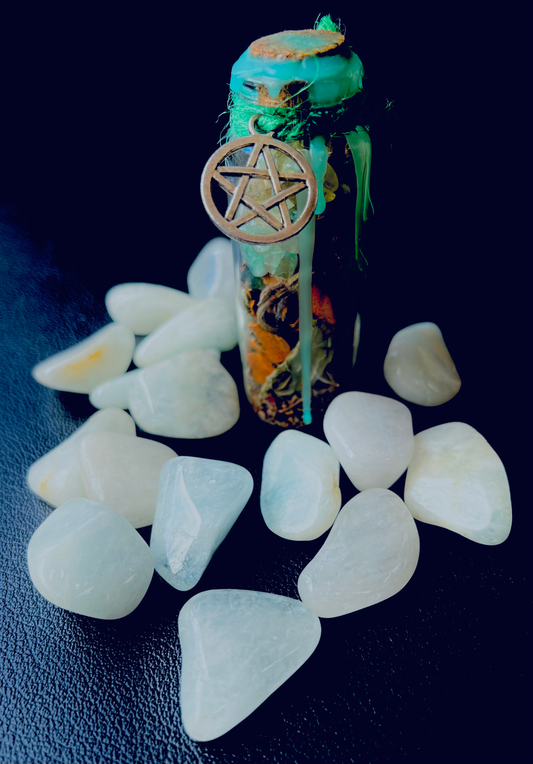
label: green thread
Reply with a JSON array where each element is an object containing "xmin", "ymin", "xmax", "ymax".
[{"xmin": 314, "ymin": 14, "xmax": 340, "ymax": 33}]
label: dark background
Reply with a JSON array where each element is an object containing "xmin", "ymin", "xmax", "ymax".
[{"xmin": 1, "ymin": 4, "xmax": 528, "ymax": 764}]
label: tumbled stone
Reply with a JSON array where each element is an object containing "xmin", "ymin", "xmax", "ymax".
[
  {"xmin": 384, "ymin": 322, "xmax": 461, "ymax": 406},
  {"xmin": 129, "ymin": 350, "xmax": 240, "ymax": 438},
  {"xmin": 79, "ymin": 432, "xmax": 177, "ymax": 528},
  {"xmin": 105, "ymin": 282, "xmax": 195, "ymax": 335},
  {"xmin": 298, "ymin": 488, "xmax": 420, "ymax": 618},
  {"xmin": 27, "ymin": 498, "xmax": 154, "ymax": 619},
  {"xmin": 261, "ymin": 431, "xmax": 341, "ymax": 540},
  {"xmin": 133, "ymin": 299, "xmax": 238, "ymax": 367},
  {"xmin": 150, "ymin": 457, "xmax": 253, "ymax": 590},
  {"xmin": 89, "ymin": 369, "xmax": 142, "ymax": 409},
  {"xmin": 32, "ymin": 323, "xmax": 135, "ymax": 393},
  {"xmin": 179, "ymin": 589, "xmax": 321, "ymax": 741},
  {"xmin": 27, "ymin": 409, "xmax": 136, "ymax": 507},
  {"xmin": 404, "ymin": 422, "xmax": 512, "ymax": 544},
  {"xmin": 324, "ymin": 392, "xmax": 414, "ymax": 490},
  {"xmin": 187, "ymin": 237, "xmax": 235, "ymax": 303}
]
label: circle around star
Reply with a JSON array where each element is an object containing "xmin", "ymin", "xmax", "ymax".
[{"xmin": 200, "ymin": 131, "xmax": 319, "ymax": 245}]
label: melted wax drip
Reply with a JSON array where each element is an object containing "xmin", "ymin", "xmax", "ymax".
[{"xmin": 297, "ymin": 197, "xmax": 315, "ymax": 426}]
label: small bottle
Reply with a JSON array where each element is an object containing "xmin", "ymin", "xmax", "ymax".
[{"xmin": 209, "ymin": 19, "xmax": 372, "ymax": 428}]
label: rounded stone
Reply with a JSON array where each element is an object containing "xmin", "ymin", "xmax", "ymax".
[
  {"xmin": 323, "ymin": 391, "xmax": 414, "ymax": 490},
  {"xmin": 187, "ymin": 237, "xmax": 235, "ymax": 303},
  {"xmin": 27, "ymin": 498, "xmax": 154, "ymax": 619},
  {"xmin": 105, "ymin": 282, "xmax": 195, "ymax": 335},
  {"xmin": 384, "ymin": 322, "xmax": 461, "ymax": 406},
  {"xmin": 298, "ymin": 488, "xmax": 420, "ymax": 618},
  {"xmin": 260, "ymin": 430, "xmax": 341, "ymax": 540},
  {"xmin": 404, "ymin": 422, "xmax": 512, "ymax": 545}
]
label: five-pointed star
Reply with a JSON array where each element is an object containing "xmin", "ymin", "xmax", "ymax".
[{"xmin": 213, "ymin": 139, "xmax": 310, "ymax": 232}]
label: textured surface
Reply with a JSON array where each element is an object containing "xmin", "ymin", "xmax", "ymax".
[
  {"xmin": 261, "ymin": 430, "xmax": 341, "ymax": 540},
  {"xmin": 178, "ymin": 590, "xmax": 321, "ymax": 741},
  {"xmin": 324, "ymin": 391, "xmax": 414, "ymax": 490},
  {"xmin": 384, "ymin": 322, "xmax": 461, "ymax": 406},
  {"xmin": 27, "ymin": 498, "xmax": 154, "ymax": 619},
  {"xmin": 404, "ymin": 422, "xmax": 512, "ymax": 544},
  {"xmin": 79, "ymin": 432, "xmax": 178, "ymax": 528},
  {"xmin": 298, "ymin": 489, "xmax": 420, "ymax": 617},
  {"xmin": 151, "ymin": 457, "xmax": 253, "ymax": 590},
  {"xmin": 0, "ymin": 11, "xmax": 527, "ymax": 760}
]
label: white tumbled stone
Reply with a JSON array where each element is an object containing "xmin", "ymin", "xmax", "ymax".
[
  {"xmin": 89, "ymin": 369, "xmax": 142, "ymax": 409},
  {"xmin": 261, "ymin": 431, "xmax": 341, "ymax": 541},
  {"xmin": 27, "ymin": 498, "xmax": 154, "ymax": 619},
  {"xmin": 298, "ymin": 488, "xmax": 420, "ymax": 618},
  {"xmin": 324, "ymin": 392, "xmax": 414, "ymax": 491},
  {"xmin": 384, "ymin": 322, "xmax": 461, "ymax": 406},
  {"xmin": 79, "ymin": 432, "xmax": 177, "ymax": 528},
  {"xmin": 187, "ymin": 237, "xmax": 235, "ymax": 303},
  {"xmin": 150, "ymin": 457, "xmax": 253, "ymax": 590},
  {"xmin": 129, "ymin": 350, "xmax": 240, "ymax": 439},
  {"xmin": 105, "ymin": 282, "xmax": 195, "ymax": 335},
  {"xmin": 27, "ymin": 409, "xmax": 136, "ymax": 507},
  {"xmin": 178, "ymin": 589, "xmax": 321, "ymax": 741},
  {"xmin": 32, "ymin": 323, "xmax": 135, "ymax": 393},
  {"xmin": 133, "ymin": 299, "xmax": 238, "ymax": 368},
  {"xmin": 404, "ymin": 422, "xmax": 512, "ymax": 545}
]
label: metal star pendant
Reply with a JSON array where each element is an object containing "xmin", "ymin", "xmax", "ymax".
[{"xmin": 201, "ymin": 115, "xmax": 318, "ymax": 244}]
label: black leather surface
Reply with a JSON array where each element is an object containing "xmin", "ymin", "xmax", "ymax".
[{"xmin": 1, "ymin": 7, "xmax": 528, "ymax": 764}]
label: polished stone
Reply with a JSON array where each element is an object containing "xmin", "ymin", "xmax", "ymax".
[
  {"xmin": 404, "ymin": 422, "xmax": 512, "ymax": 544},
  {"xmin": 88, "ymin": 369, "xmax": 142, "ymax": 409},
  {"xmin": 298, "ymin": 488, "xmax": 420, "ymax": 617},
  {"xmin": 32, "ymin": 323, "xmax": 135, "ymax": 393},
  {"xmin": 27, "ymin": 498, "xmax": 154, "ymax": 619},
  {"xmin": 129, "ymin": 350, "xmax": 240, "ymax": 438},
  {"xmin": 27, "ymin": 409, "xmax": 136, "ymax": 507},
  {"xmin": 133, "ymin": 299, "xmax": 238, "ymax": 367},
  {"xmin": 79, "ymin": 432, "xmax": 177, "ymax": 528},
  {"xmin": 150, "ymin": 457, "xmax": 253, "ymax": 590},
  {"xmin": 384, "ymin": 322, "xmax": 461, "ymax": 406},
  {"xmin": 178, "ymin": 589, "xmax": 321, "ymax": 741},
  {"xmin": 261, "ymin": 430, "xmax": 341, "ymax": 540},
  {"xmin": 105, "ymin": 282, "xmax": 195, "ymax": 335},
  {"xmin": 323, "ymin": 391, "xmax": 414, "ymax": 490},
  {"xmin": 187, "ymin": 237, "xmax": 235, "ymax": 303}
]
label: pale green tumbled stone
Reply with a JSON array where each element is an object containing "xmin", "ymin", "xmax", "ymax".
[
  {"xmin": 133, "ymin": 299, "xmax": 237, "ymax": 367},
  {"xmin": 298, "ymin": 489, "xmax": 420, "ymax": 618},
  {"xmin": 178, "ymin": 589, "xmax": 321, "ymax": 741},
  {"xmin": 89, "ymin": 369, "xmax": 142, "ymax": 409},
  {"xmin": 128, "ymin": 350, "xmax": 240, "ymax": 439},
  {"xmin": 27, "ymin": 408, "xmax": 136, "ymax": 507},
  {"xmin": 261, "ymin": 430, "xmax": 341, "ymax": 540},
  {"xmin": 27, "ymin": 498, "xmax": 154, "ymax": 619},
  {"xmin": 105, "ymin": 282, "xmax": 196, "ymax": 335},
  {"xmin": 79, "ymin": 432, "xmax": 177, "ymax": 528},
  {"xmin": 187, "ymin": 237, "xmax": 235, "ymax": 303},
  {"xmin": 404, "ymin": 422, "xmax": 512, "ymax": 544},
  {"xmin": 31, "ymin": 323, "xmax": 135, "ymax": 393},
  {"xmin": 150, "ymin": 457, "xmax": 253, "ymax": 590}
]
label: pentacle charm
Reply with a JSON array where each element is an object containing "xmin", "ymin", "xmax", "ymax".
[{"xmin": 200, "ymin": 115, "xmax": 318, "ymax": 244}]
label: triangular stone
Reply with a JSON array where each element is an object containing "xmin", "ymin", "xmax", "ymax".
[
  {"xmin": 32, "ymin": 323, "xmax": 135, "ymax": 393},
  {"xmin": 150, "ymin": 457, "xmax": 253, "ymax": 590},
  {"xmin": 178, "ymin": 589, "xmax": 321, "ymax": 741},
  {"xmin": 105, "ymin": 282, "xmax": 196, "ymax": 335},
  {"xmin": 79, "ymin": 432, "xmax": 177, "ymax": 527},
  {"xmin": 384, "ymin": 322, "xmax": 461, "ymax": 406},
  {"xmin": 27, "ymin": 408, "xmax": 136, "ymax": 507},
  {"xmin": 133, "ymin": 299, "xmax": 237, "ymax": 367}
]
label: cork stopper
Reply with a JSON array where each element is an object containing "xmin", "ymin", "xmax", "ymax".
[{"xmin": 250, "ymin": 29, "xmax": 345, "ymax": 60}]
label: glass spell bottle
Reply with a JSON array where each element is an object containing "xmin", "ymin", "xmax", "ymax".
[{"xmin": 204, "ymin": 20, "xmax": 373, "ymax": 428}]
